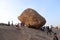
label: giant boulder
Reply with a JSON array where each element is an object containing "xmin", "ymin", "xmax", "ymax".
[{"xmin": 18, "ymin": 8, "xmax": 46, "ymax": 29}]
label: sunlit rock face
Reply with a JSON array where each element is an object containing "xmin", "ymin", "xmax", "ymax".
[{"xmin": 18, "ymin": 8, "xmax": 46, "ymax": 29}]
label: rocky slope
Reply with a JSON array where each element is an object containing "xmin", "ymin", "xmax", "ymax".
[{"xmin": 0, "ymin": 25, "xmax": 60, "ymax": 40}]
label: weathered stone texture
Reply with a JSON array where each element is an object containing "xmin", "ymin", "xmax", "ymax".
[{"xmin": 18, "ymin": 8, "xmax": 46, "ymax": 28}]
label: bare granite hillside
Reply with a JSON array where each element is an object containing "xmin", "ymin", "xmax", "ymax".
[{"xmin": 0, "ymin": 25, "xmax": 60, "ymax": 40}]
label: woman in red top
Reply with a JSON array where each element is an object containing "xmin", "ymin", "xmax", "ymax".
[{"xmin": 53, "ymin": 33, "xmax": 58, "ymax": 40}]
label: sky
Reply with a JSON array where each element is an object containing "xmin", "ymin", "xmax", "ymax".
[{"xmin": 0, "ymin": 0, "xmax": 60, "ymax": 26}]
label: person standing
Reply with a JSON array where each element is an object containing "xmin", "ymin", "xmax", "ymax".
[{"xmin": 53, "ymin": 33, "xmax": 59, "ymax": 40}]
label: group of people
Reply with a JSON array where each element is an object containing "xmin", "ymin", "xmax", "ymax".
[
  {"xmin": 40, "ymin": 26, "xmax": 59, "ymax": 40},
  {"xmin": 15, "ymin": 22, "xmax": 25, "ymax": 30},
  {"xmin": 16, "ymin": 23, "xmax": 59, "ymax": 40},
  {"xmin": 46, "ymin": 26, "xmax": 53, "ymax": 35}
]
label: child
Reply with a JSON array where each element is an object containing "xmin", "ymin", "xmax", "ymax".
[{"xmin": 53, "ymin": 33, "xmax": 58, "ymax": 40}]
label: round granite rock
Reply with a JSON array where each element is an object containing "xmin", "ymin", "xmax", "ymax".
[{"xmin": 18, "ymin": 8, "xmax": 46, "ymax": 29}]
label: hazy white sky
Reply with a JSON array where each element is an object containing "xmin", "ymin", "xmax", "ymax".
[{"xmin": 0, "ymin": 0, "xmax": 60, "ymax": 26}]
